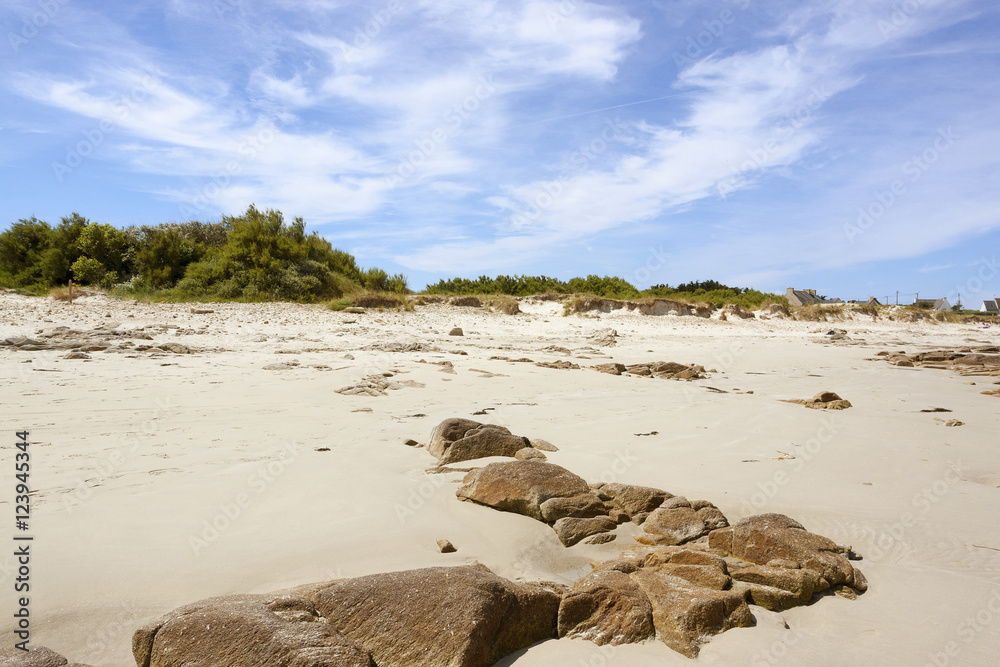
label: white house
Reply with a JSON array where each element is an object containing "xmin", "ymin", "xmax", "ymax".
[
  {"xmin": 981, "ymin": 298, "xmax": 1000, "ymax": 313},
  {"xmin": 913, "ymin": 298, "xmax": 950, "ymax": 311}
]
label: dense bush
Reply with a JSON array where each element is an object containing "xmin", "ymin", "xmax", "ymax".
[
  {"xmin": 0, "ymin": 206, "xmax": 407, "ymax": 303},
  {"xmin": 425, "ymin": 275, "xmax": 783, "ymax": 308}
]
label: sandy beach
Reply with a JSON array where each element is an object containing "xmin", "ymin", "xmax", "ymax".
[{"xmin": 2, "ymin": 292, "xmax": 999, "ymax": 666}]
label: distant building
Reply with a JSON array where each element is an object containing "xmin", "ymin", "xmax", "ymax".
[
  {"xmin": 913, "ymin": 298, "xmax": 950, "ymax": 311},
  {"xmin": 785, "ymin": 288, "xmax": 842, "ymax": 307},
  {"xmin": 846, "ymin": 297, "xmax": 882, "ymax": 306},
  {"xmin": 981, "ymin": 298, "xmax": 1000, "ymax": 313}
]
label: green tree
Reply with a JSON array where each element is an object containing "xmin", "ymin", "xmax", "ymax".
[
  {"xmin": 0, "ymin": 217, "xmax": 52, "ymax": 287},
  {"xmin": 40, "ymin": 213, "xmax": 89, "ymax": 285}
]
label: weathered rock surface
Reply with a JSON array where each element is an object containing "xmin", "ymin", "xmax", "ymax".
[
  {"xmin": 593, "ymin": 483, "xmax": 669, "ymax": 523},
  {"xmin": 876, "ymin": 348, "xmax": 1000, "ymax": 377},
  {"xmin": 132, "ymin": 593, "xmax": 373, "ymax": 667},
  {"xmin": 591, "ymin": 362, "xmax": 626, "ymax": 375},
  {"xmin": 638, "ymin": 498, "xmax": 728, "ymax": 545},
  {"xmin": 708, "ymin": 513, "xmax": 867, "ymax": 594},
  {"xmin": 427, "ymin": 418, "xmax": 533, "ymax": 464},
  {"xmin": 632, "ymin": 569, "xmax": 751, "ymax": 658},
  {"xmin": 728, "ymin": 562, "xmax": 824, "ymax": 610},
  {"xmin": 0, "ymin": 646, "xmax": 93, "ymax": 666},
  {"xmin": 456, "ymin": 460, "xmax": 597, "ymax": 522},
  {"xmin": 558, "ymin": 569, "xmax": 655, "ymax": 645},
  {"xmin": 310, "ymin": 565, "xmax": 560, "ymax": 667},
  {"xmin": 559, "ymin": 547, "xmax": 751, "ymax": 657},
  {"xmin": 553, "ymin": 516, "xmax": 618, "ymax": 546},
  {"xmin": 784, "ymin": 391, "xmax": 852, "ymax": 410}
]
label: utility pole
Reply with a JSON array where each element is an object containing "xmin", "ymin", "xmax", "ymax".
[{"xmin": 895, "ymin": 290, "xmax": 898, "ymax": 305}]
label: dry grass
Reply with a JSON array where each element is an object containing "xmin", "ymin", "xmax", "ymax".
[
  {"xmin": 481, "ymin": 295, "xmax": 520, "ymax": 315},
  {"xmin": 791, "ymin": 304, "xmax": 846, "ymax": 321},
  {"xmin": 329, "ymin": 291, "xmax": 412, "ymax": 311},
  {"xmin": 49, "ymin": 285, "xmax": 102, "ymax": 301}
]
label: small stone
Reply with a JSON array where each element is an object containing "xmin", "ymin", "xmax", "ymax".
[
  {"xmin": 449, "ymin": 327, "xmax": 464, "ymax": 336},
  {"xmin": 404, "ymin": 439, "xmax": 421, "ymax": 446},
  {"xmin": 515, "ymin": 447, "xmax": 546, "ymax": 460},
  {"xmin": 63, "ymin": 351, "xmax": 90, "ymax": 359},
  {"xmin": 943, "ymin": 420, "xmax": 965, "ymax": 427},
  {"xmin": 436, "ymin": 539, "xmax": 457, "ymax": 553},
  {"xmin": 529, "ymin": 438, "xmax": 559, "ymax": 452}
]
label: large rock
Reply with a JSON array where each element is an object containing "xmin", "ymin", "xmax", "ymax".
[
  {"xmin": 428, "ymin": 419, "xmax": 532, "ymax": 464},
  {"xmin": 553, "ymin": 516, "xmax": 617, "ymax": 547},
  {"xmin": 132, "ymin": 593, "xmax": 373, "ymax": 667},
  {"xmin": 631, "ymin": 569, "xmax": 752, "ymax": 658},
  {"xmin": 728, "ymin": 562, "xmax": 824, "ymax": 610},
  {"xmin": 539, "ymin": 494, "xmax": 608, "ymax": 522},
  {"xmin": 708, "ymin": 513, "xmax": 867, "ymax": 593},
  {"xmin": 557, "ymin": 570, "xmax": 655, "ymax": 645},
  {"xmin": 559, "ymin": 547, "xmax": 751, "ymax": 658},
  {"xmin": 594, "ymin": 483, "xmax": 670, "ymax": 523},
  {"xmin": 456, "ymin": 460, "xmax": 598, "ymax": 522},
  {"xmin": 428, "ymin": 418, "xmax": 487, "ymax": 459},
  {"xmin": 0, "ymin": 646, "xmax": 93, "ymax": 666},
  {"xmin": 310, "ymin": 565, "xmax": 560, "ymax": 667},
  {"xmin": 638, "ymin": 498, "xmax": 728, "ymax": 546}
]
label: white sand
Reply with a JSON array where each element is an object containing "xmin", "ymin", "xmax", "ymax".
[{"xmin": 2, "ymin": 292, "xmax": 999, "ymax": 666}]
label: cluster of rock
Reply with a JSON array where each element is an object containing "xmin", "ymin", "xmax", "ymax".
[
  {"xmin": 115, "ymin": 418, "xmax": 867, "ymax": 665},
  {"xmin": 877, "ymin": 347, "xmax": 1000, "ymax": 376},
  {"xmin": 560, "ymin": 513, "xmax": 866, "ymax": 657},
  {"xmin": 455, "ymin": 459, "xmax": 728, "ymax": 550},
  {"xmin": 335, "ymin": 372, "xmax": 425, "ymax": 396},
  {"xmin": 426, "ymin": 418, "xmax": 555, "ymax": 465},
  {"xmin": 783, "ymin": 391, "xmax": 853, "ymax": 410},
  {"xmin": 131, "ymin": 564, "xmax": 560, "ymax": 667},
  {"xmin": 0, "ymin": 325, "xmax": 201, "ymax": 357},
  {"xmin": 592, "ymin": 361, "xmax": 709, "ymax": 380},
  {"xmin": 534, "ymin": 360, "xmax": 580, "ymax": 370},
  {"xmin": 124, "ymin": 513, "xmax": 866, "ymax": 665}
]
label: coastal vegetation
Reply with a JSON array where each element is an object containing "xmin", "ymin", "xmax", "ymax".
[{"xmin": 0, "ymin": 206, "xmax": 408, "ymax": 303}]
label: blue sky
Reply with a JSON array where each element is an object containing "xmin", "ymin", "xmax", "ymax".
[{"xmin": 2, "ymin": 0, "xmax": 999, "ymax": 304}]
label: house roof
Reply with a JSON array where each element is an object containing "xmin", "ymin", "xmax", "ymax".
[
  {"xmin": 789, "ymin": 290, "xmax": 826, "ymax": 305},
  {"xmin": 983, "ymin": 299, "xmax": 1000, "ymax": 312}
]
